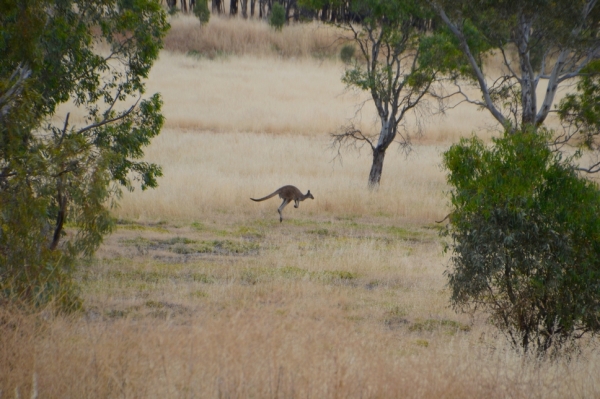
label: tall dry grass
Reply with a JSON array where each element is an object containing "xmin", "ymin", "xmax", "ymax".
[
  {"xmin": 3, "ymin": 305, "xmax": 599, "ymax": 398},
  {"xmin": 165, "ymin": 15, "xmax": 348, "ymax": 59},
  {"xmin": 114, "ymin": 129, "xmax": 450, "ymax": 223}
]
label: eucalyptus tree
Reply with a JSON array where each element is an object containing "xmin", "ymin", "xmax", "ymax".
[
  {"xmin": 432, "ymin": 0, "xmax": 600, "ymax": 356},
  {"xmin": 332, "ymin": 0, "xmax": 444, "ymax": 188},
  {"xmin": 0, "ymin": 0, "xmax": 169, "ymax": 308},
  {"xmin": 428, "ymin": 0, "xmax": 600, "ymax": 132},
  {"xmin": 443, "ymin": 128, "xmax": 600, "ymax": 357}
]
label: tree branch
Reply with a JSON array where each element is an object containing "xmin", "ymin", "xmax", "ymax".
[
  {"xmin": 430, "ymin": 1, "xmax": 508, "ymax": 127},
  {"xmin": 0, "ymin": 65, "xmax": 32, "ymax": 119}
]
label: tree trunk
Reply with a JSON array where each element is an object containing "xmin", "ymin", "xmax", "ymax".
[
  {"xmin": 50, "ymin": 178, "xmax": 67, "ymax": 251},
  {"xmin": 368, "ymin": 147, "xmax": 386, "ymax": 189},
  {"xmin": 241, "ymin": 0, "xmax": 248, "ymax": 18},
  {"xmin": 320, "ymin": 2, "xmax": 328, "ymax": 21},
  {"xmin": 230, "ymin": 0, "xmax": 238, "ymax": 16},
  {"xmin": 516, "ymin": 13, "xmax": 536, "ymax": 126},
  {"xmin": 212, "ymin": 0, "xmax": 224, "ymax": 14},
  {"xmin": 250, "ymin": 0, "xmax": 255, "ymax": 17}
]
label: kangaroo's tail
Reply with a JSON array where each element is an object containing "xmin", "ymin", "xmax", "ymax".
[
  {"xmin": 435, "ymin": 213, "xmax": 452, "ymax": 223},
  {"xmin": 250, "ymin": 189, "xmax": 280, "ymax": 202}
]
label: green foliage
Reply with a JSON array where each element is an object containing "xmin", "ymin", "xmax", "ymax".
[
  {"xmin": 442, "ymin": 129, "xmax": 600, "ymax": 356},
  {"xmin": 0, "ymin": 0, "xmax": 169, "ymax": 309},
  {"xmin": 193, "ymin": 0, "xmax": 210, "ymax": 24},
  {"xmin": 417, "ymin": 21, "xmax": 491, "ymax": 81},
  {"xmin": 339, "ymin": 44, "xmax": 355, "ymax": 64},
  {"xmin": 558, "ymin": 60, "xmax": 600, "ymax": 152},
  {"xmin": 333, "ymin": 0, "xmax": 447, "ymax": 187},
  {"xmin": 269, "ymin": 2, "xmax": 286, "ymax": 31}
]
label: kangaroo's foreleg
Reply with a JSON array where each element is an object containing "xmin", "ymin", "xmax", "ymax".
[
  {"xmin": 278, "ymin": 199, "xmax": 291, "ymax": 222},
  {"xmin": 294, "ymin": 199, "xmax": 299, "ymax": 208}
]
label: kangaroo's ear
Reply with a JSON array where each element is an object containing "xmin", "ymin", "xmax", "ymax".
[{"xmin": 307, "ymin": 190, "xmax": 311, "ymax": 193}]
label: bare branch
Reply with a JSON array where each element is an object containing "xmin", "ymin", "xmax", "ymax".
[{"xmin": 75, "ymin": 98, "xmax": 140, "ymax": 136}]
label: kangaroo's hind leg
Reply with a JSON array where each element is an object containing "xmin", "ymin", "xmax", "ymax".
[{"xmin": 278, "ymin": 199, "xmax": 291, "ymax": 222}]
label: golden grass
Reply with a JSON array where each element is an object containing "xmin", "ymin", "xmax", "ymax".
[
  {"xmin": 165, "ymin": 15, "xmax": 348, "ymax": 59},
  {"xmin": 114, "ymin": 129, "xmax": 449, "ymax": 223},
  {"xmin": 3, "ymin": 16, "xmax": 598, "ymax": 398},
  {"xmin": 3, "ymin": 219, "xmax": 600, "ymax": 398}
]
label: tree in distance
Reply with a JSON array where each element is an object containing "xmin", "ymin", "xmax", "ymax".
[
  {"xmin": 194, "ymin": 0, "xmax": 211, "ymax": 24},
  {"xmin": 330, "ymin": 0, "xmax": 446, "ymax": 189},
  {"xmin": 0, "ymin": 0, "xmax": 169, "ymax": 309},
  {"xmin": 269, "ymin": 2, "xmax": 286, "ymax": 31},
  {"xmin": 340, "ymin": 44, "xmax": 355, "ymax": 64},
  {"xmin": 442, "ymin": 129, "xmax": 600, "ymax": 357}
]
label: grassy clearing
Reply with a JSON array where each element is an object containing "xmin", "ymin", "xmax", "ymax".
[
  {"xmin": 3, "ymin": 15, "xmax": 598, "ymax": 399},
  {"xmin": 3, "ymin": 219, "xmax": 600, "ymax": 398}
]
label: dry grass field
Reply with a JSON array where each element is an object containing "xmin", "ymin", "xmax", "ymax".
[{"xmin": 2, "ymin": 15, "xmax": 599, "ymax": 398}]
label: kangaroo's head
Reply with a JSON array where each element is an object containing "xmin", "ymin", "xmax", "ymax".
[{"xmin": 306, "ymin": 190, "xmax": 314, "ymax": 200}]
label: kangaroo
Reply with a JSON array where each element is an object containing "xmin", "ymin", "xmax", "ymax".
[
  {"xmin": 251, "ymin": 185, "xmax": 314, "ymax": 222},
  {"xmin": 436, "ymin": 212, "xmax": 454, "ymax": 224}
]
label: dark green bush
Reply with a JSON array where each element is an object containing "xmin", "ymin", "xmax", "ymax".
[
  {"xmin": 269, "ymin": 3, "xmax": 286, "ymax": 31},
  {"xmin": 442, "ymin": 128, "xmax": 600, "ymax": 357},
  {"xmin": 193, "ymin": 0, "xmax": 210, "ymax": 24},
  {"xmin": 340, "ymin": 44, "xmax": 355, "ymax": 64}
]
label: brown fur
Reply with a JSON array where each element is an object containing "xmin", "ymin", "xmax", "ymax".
[
  {"xmin": 435, "ymin": 212, "xmax": 454, "ymax": 224},
  {"xmin": 251, "ymin": 185, "xmax": 314, "ymax": 222}
]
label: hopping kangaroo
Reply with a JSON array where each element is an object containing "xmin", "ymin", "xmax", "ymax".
[{"xmin": 251, "ymin": 185, "xmax": 314, "ymax": 222}]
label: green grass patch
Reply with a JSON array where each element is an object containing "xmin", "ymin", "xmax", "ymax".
[
  {"xmin": 383, "ymin": 305, "xmax": 409, "ymax": 329},
  {"xmin": 236, "ymin": 226, "xmax": 264, "ymax": 239},
  {"xmin": 109, "ymin": 270, "xmax": 170, "ymax": 283},
  {"xmin": 190, "ymin": 273, "xmax": 214, "ymax": 284},
  {"xmin": 278, "ymin": 266, "xmax": 309, "ymax": 279},
  {"xmin": 121, "ymin": 236, "xmax": 258, "ymax": 256},
  {"xmin": 409, "ymin": 319, "xmax": 471, "ymax": 335},
  {"xmin": 308, "ymin": 270, "xmax": 358, "ymax": 284},
  {"xmin": 191, "ymin": 221, "xmax": 205, "ymax": 231},
  {"xmin": 306, "ymin": 228, "xmax": 337, "ymax": 237},
  {"xmin": 384, "ymin": 226, "xmax": 424, "ymax": 241},
  {"xmin": 189, "ymin": 290, "xmax": 208, "ymax": 298}
]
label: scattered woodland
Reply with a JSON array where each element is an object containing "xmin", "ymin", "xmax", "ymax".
[{"xmin": 2, "ymin": 2, "xmax": 600, "ymax": 398}]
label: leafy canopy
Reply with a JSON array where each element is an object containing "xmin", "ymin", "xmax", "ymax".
[
  {"xmin": 442, "ymin": 129, "xmax": 600, "ymax": 356},
  {"xmin": 0, "ymin": 0, "xmax": 169, "ymax": 308}
]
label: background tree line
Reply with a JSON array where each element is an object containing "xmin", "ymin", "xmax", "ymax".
[{"xmin": 163, "ymin": 0, "xmax": 436, "ymax": 26}]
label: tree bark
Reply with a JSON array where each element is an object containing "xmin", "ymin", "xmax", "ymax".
[
  {"xmin": 433, "ymin": 3, "xmax": 507, "ymax": 127},
  {"xmin": 516, "ymin": 13, "xmax": 536, "ymax": 126},
  {"xmin": 50, "ymin": 178, "xmax": 67, "ymax": 251},
  {"xmin": 368, "ymin": 147, "xmax": 386, "ymax": 189},
  {"xmin": 241, "ymin": 0, "xmax": 248, "ymax": 18},
  {"xmin": 212, "ymin": 0, "xmax": 224, "ymax": 14}
]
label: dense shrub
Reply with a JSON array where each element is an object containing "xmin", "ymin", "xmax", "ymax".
[
  {"xmin": 340, "ymin": 44, "xmax": 355, "ymax": 64},
  {"xmin": 442, "ymin": 129, "xmax": 600, "ymax": 357},
  {"xmin": 269, "ymin": 3, "xmax": 286, "ymax": 31}
]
